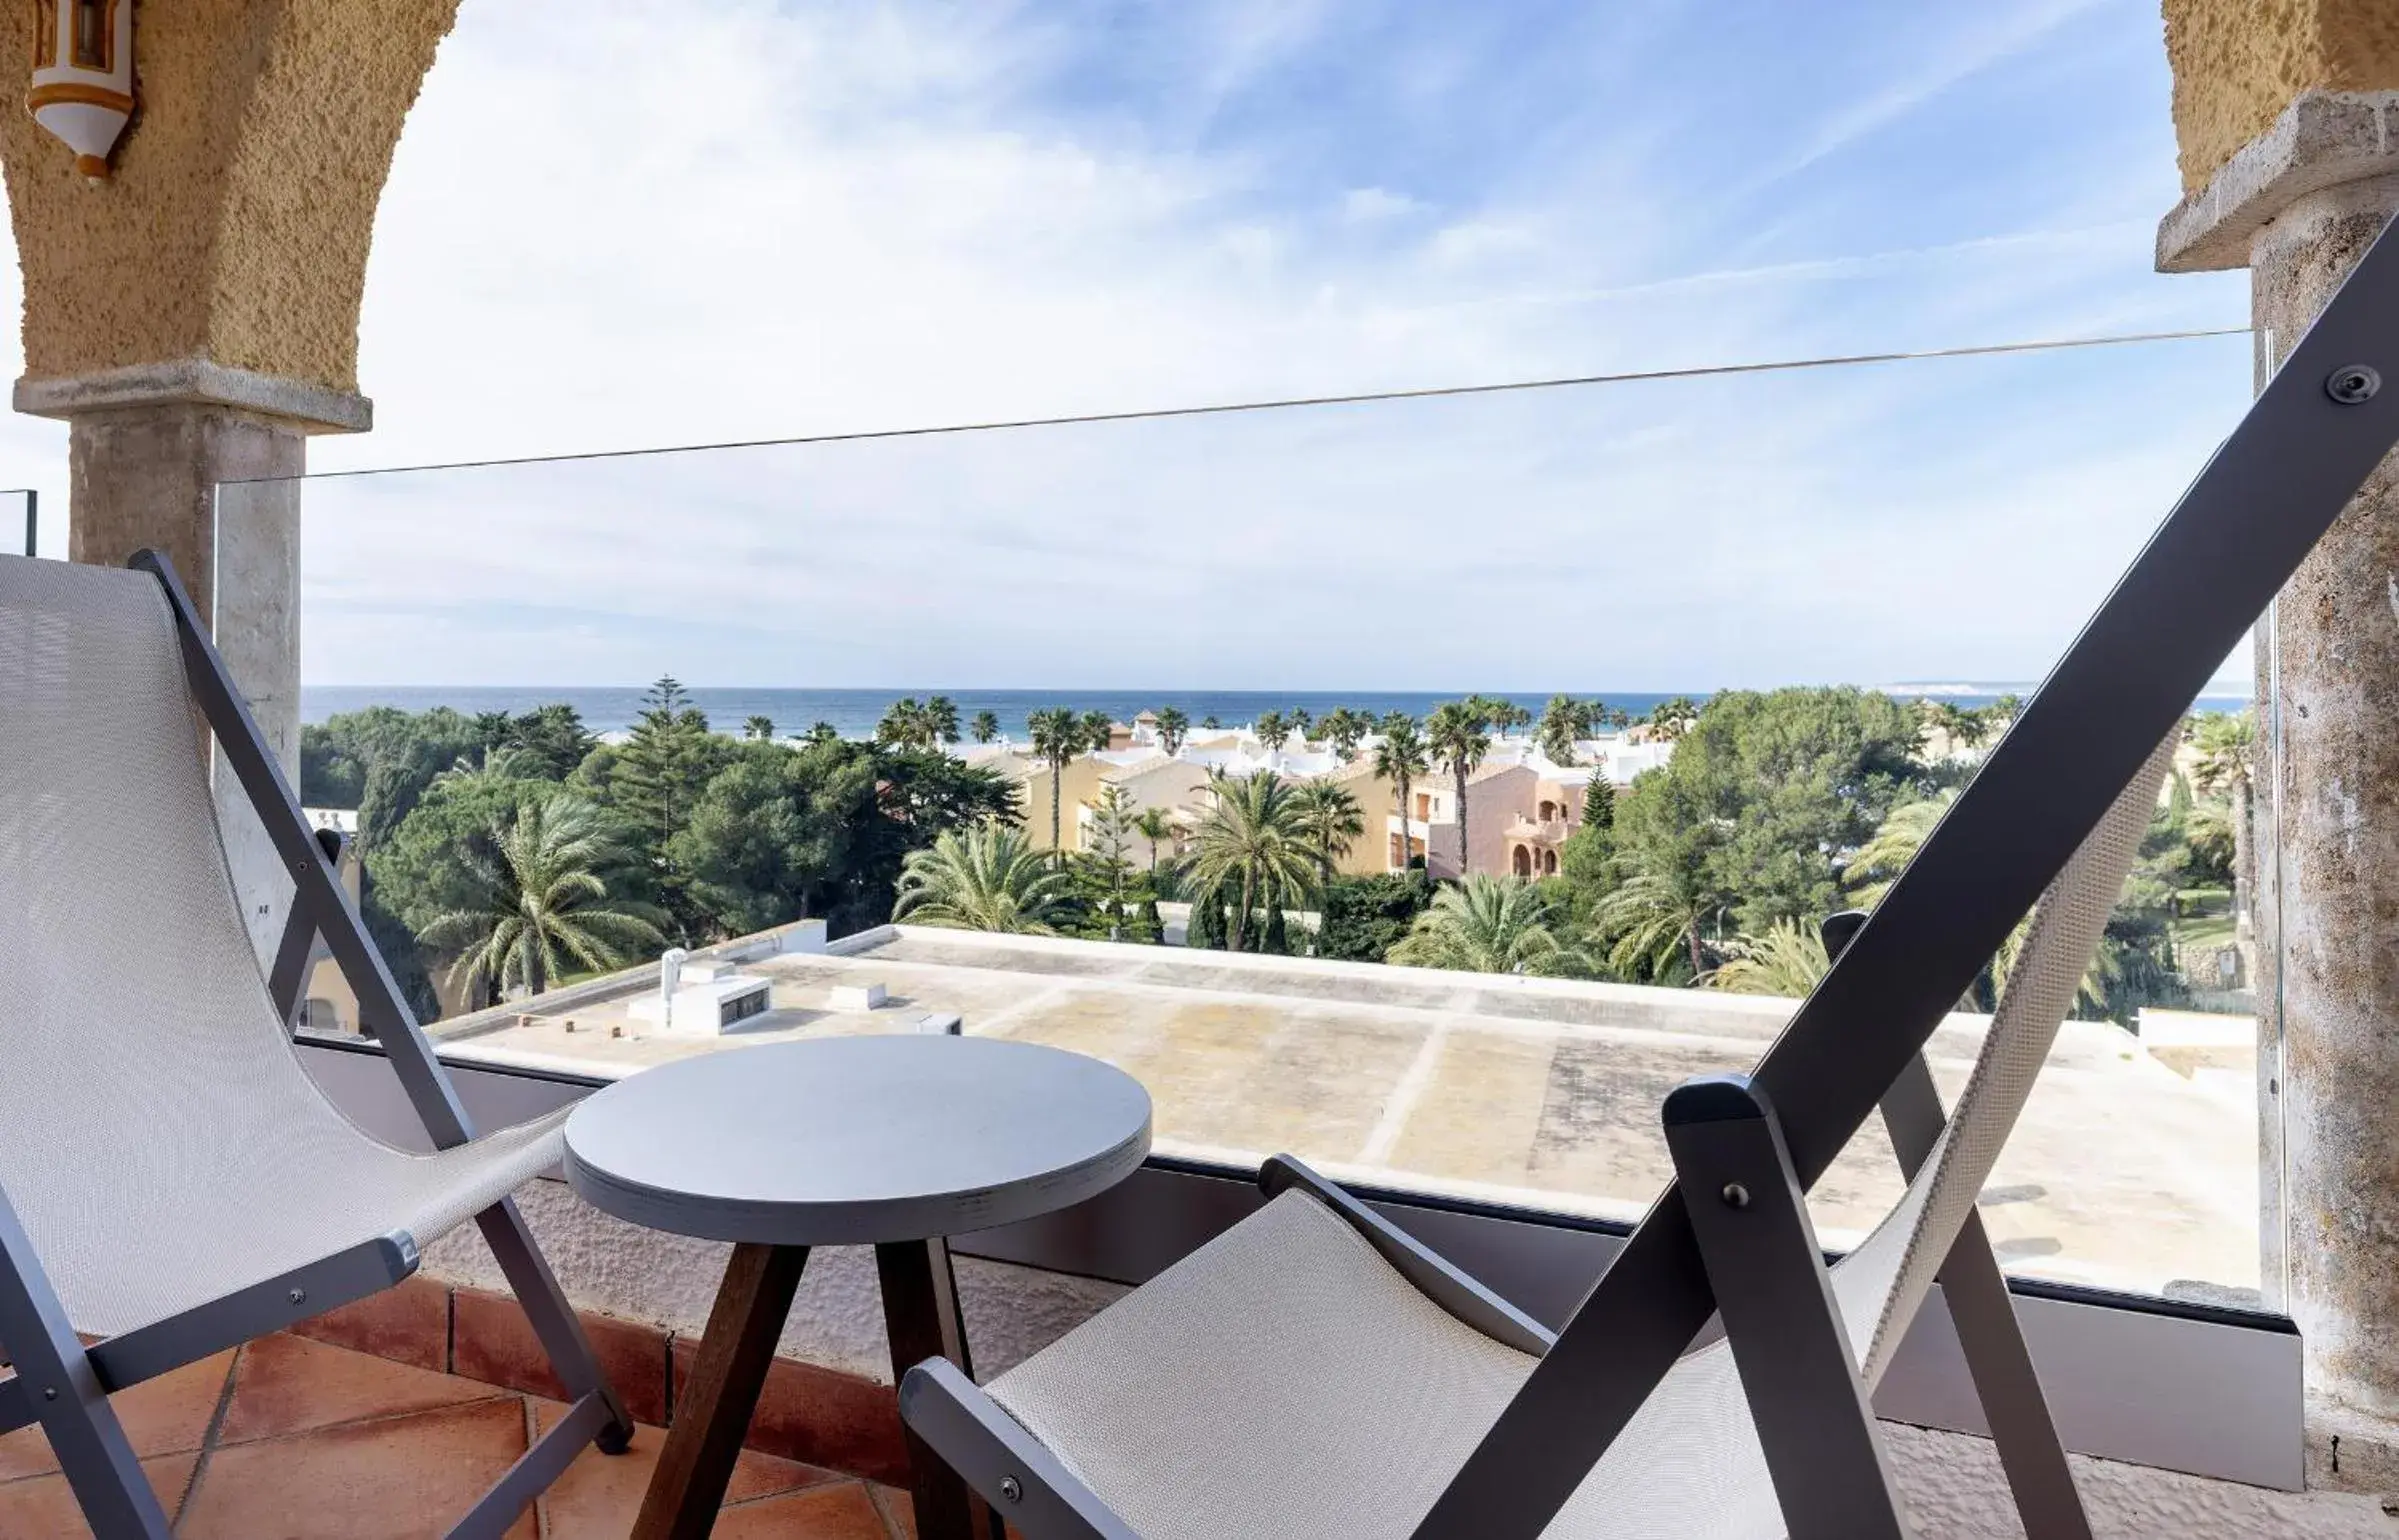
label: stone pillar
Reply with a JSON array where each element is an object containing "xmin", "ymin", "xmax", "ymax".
[
  {"xmin": 0, "ymin": 1, "xmax": 464, "ymax": 957},
  {"xmin": 2159, "ymin": 75, "xmax": 2399, "ymax": 1466},
  {"xmin": 20, "ymin": 368, "xmax": 363, "ymax": 959}
]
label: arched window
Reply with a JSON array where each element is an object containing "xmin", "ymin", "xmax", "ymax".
[
  {"xmin": 1542, "ymin": 849, "xmax": 1559, "ymax": 875},
  {"xmin": 1511, "ymin": 846, "xmax": 1532, "ymax": 877}
]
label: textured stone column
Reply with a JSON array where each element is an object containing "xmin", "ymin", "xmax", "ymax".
[
  {"xmin": 23, "ymin": 370, "xmax": 355, "ymax": 961},
  {"xmin": 2160, "ymin": 89, "xmax": 2399, "ymax": 1469}
]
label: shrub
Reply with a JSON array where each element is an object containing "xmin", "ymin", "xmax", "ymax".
[{"xmin": 1317, "ymin": 873, "xmax": 1431, "ymax": 963}]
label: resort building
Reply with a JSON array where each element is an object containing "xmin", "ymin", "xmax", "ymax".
[{"xmin": 1004, "ymin": 719, "xmax": 1654, "ymax": 879}]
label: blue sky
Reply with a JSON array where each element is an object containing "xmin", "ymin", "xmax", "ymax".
[{"xmin": 13, "ymin": 1, "xmax": 2260, "ymax": 690}]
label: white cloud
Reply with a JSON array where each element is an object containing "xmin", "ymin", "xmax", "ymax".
[
  {"xmin": 1739, "ymin": 0, "xmax": 2110, "ymax": 192},
  {"xmin": 1340, "ymin": 186, "xmax": 1424, "ymax": 223}
]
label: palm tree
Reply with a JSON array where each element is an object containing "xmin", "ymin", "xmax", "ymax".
[
  {"xmin": 1931, "ymin": 700, "xmax": 1988, "ymax": 754},
  {"xmin": 1487, "ymin": 698, "xmax": 1532, "ymax": 747},
  {"xmin": 1425, "ymin": 701, "xmax": 1492, "ymax": 876},
  {"xmin": 1845, "ymin": 790, "xmax": 1958, "ymax": 907},
  {"xmin": 1374, "ymin": 715, "xmax": 1432, "ymax": 873},
  {"xmin": 430, "ymin": 745, "xmax": 546, "ymax": 796},
  {"xmin": 925, "ymin": 696, "xmax": 962, "ymax": 746},
  {"xmin": 1200, "ymin": 715, "xmax": 1223, "ymax": 730},
  {"xmin": 1848, "ymin": 790, "xmax": 2115, "ymax": 1011},
  {"xmin": 1026, "ymin": 707, "xmax": 1082, "ymax": 854},
  {"xmin": 1254, "ymin": 709, "xmax": 1288, "ymax": 752},
  {"xmin": 1291, "ymin": 780, "xmax": 1365, "ymax": 871},
  {"xmin": 1319, "ymin": 706, "xmax": 1368, "ymax": 763},
  {"xmin": 894, "ymin": 822, "xmax": 1074, "ymax": 934},
  {"xmin": 418, "ymin": 793, "xmax": 664, "ymax": 1006},
  {"xmin": 1154, "ymin": 706, "xmax": 1189, "ymax": 756},
  {"xmin": 1645, "ymin": 696, "xmax": 1699, "ymax": 741},
  {"xmin": 1389, "ymin": 875, "xmax": 1585, "ymax": 976},
  {"xmin": 970, "ymin": 710, "xmax": 1002, "ymax": 745},
  {"xmin": 1536, "ymin": 694, "xmax": 1590, "ymax": 766},
  {"xmin": 1080, "ymin": 709, "xmax": 1116, "ymax": 754},
  {"xmin": 1132, "ymin": 806, "xmax": 1175, "ymax": 872},
  {"xmin": 1702, "ymin": 919, "xmax": 1830, "ymax": 997},
  {"xmin": 877, "ymin": 698, "xmax": 927, "ymax": 747},
  {"xmin": 1592, "ymin": 866, "xmax": 1724, "ymax": 981},
  {"xmin": 804, "ymin": 721, "xmax": 841, "ymax": 747},
  {"xmin": 1184, "ymin": 770, "xmax": 1319, "ymax": 953},
  {"xmin": 744, "ymin": 715, "xmax": 776, "ymax": 742}
]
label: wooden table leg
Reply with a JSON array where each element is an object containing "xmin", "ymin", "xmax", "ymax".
[
  {"xmin": 633, "ymin": 1243, "xmax": 809, "ymax": 1540},
  {"xmin": 875, "ymin": 1239, "xmax": 990, "ymax": 1540}
]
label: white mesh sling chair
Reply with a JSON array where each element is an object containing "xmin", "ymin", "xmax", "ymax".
[
  {"xmin": 894, "ymin": 219, "xmax": 2399, "ymax": 1537},
  {"xmin": 0, "ymin": 550, "xmax": 634, "ymax": 1538},
  {"xmin": 900, "ymin": 735, "xmax": 2169, "ymax": 1540}
]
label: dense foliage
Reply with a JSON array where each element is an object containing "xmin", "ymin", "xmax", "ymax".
[
  {"xmin": 1315, "ymin": 874, "xmax": 1432, "ymax": 963},
  {"xmin": 301, "ymin": 682, "xmax": 2247, "ymax": 1028},
  {"xmin": 302, "ymin": 683, "xmax": 1013, "ymax": 1017}
]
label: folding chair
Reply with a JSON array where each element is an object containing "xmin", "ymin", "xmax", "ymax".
[
  {"xmin": 899, "ymin": 732, "xmax": 2168, "ymax": 1538},
  {"xmin": 0, "ymin": 550, "xmax": 633, "ymax": 1539},
  {"xmin": 896, "ymin": 210, "xmax": 2399, "ymax": 1538}
]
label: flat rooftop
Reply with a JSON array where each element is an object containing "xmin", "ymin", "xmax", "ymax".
[{"xmin": 435, "ymin": 926, "xmax": 2260, "ymax": 1302}]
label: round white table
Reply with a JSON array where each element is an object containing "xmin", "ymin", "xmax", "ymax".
[{"xmin": 563, "ymin": 1035, "xmax": 1152, "ymax": 1540}]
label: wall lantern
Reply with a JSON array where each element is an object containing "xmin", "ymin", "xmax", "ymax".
[{"xmin": 28, "ymin": 0, "xmax": 132, "ymax": 181}]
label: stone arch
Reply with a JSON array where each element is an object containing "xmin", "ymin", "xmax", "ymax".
[{"xmin": 2, "ymin": 0, "xmax": 465, "ymax": 409}]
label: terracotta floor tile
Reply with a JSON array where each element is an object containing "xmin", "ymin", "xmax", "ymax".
[
  {"xmin": 0, "ymin": 1349, "xmax": 234, "ymax": 1481},
  {"xmin": 287, "ymin": 1276, "xmax": 452, "ymax": 1374},
  {"xmin": 870, "ymin": 1481, "xmax": 1028, "ymax": 1540},
  {"xmin": 216, "ymin": 1334, "xmax": 503, "ymax": 1446},
  {"xmin": 0, "ymin": 1452, "xmax": 198, "ymax": 1539},
  {"xmin": 529, "ymin": 1398, "xmax": 839, "ymax": 1537},
  {"xmin": 869, "ymin": 1483, "xmax": 915, "ymax": 1539},
  {"xmin": 177, "ymin": 1396, "xmax": 535, "ymax": 1540},
  {"xmin": 712, "ymin": 1479, "xmax": 893, "ymax": 1539}
]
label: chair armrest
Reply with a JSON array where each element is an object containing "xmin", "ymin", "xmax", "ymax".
[
  {"xmin": 1259, "ymin": 1156, "xmax": 1555, "ymax": 1356},
  {"xmin": 899, "ymin": 1358, "xmax": 1142, "ymax": 1540}
]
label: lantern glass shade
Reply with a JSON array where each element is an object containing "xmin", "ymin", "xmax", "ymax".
[{"xmin": 70, "ymin": 0, "xmax": 110, "ymax": 72}]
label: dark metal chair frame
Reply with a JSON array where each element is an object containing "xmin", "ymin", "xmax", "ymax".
[
  {"xmin": 0, "ymin": 550, "xmax": 634, "ymax": 1540},
  {"xmin": 897, "ymin": 215, "xmax": 2399, "ymax": 1537}
]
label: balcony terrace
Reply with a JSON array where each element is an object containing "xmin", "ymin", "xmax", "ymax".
[{"xmin": 16, "ymin": 5, "xmax": 2399, "ymax": 1531}]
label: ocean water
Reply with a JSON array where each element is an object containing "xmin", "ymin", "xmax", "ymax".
[{"xmin": 299, "ymin": 684, "xmax": 2249, "ymax": 740}]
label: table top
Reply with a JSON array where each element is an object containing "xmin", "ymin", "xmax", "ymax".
[{"xmin": 561, "ymin": 1035, "xmax": 1153, "ymax": 1245}]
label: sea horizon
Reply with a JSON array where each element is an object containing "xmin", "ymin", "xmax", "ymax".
[{"xmin": 301, "ymin": 683, "xmax": 2251, "ymax": 740}]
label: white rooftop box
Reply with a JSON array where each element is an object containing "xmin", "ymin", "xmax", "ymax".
[{"xmin": 627, "ymin": 949, "xmax": 775, "ymax": 1036}]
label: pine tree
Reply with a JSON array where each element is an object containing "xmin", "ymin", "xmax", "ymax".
[{"xmin": 611, "ymin": 677, "xmax": 722, "ymax": 937}]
